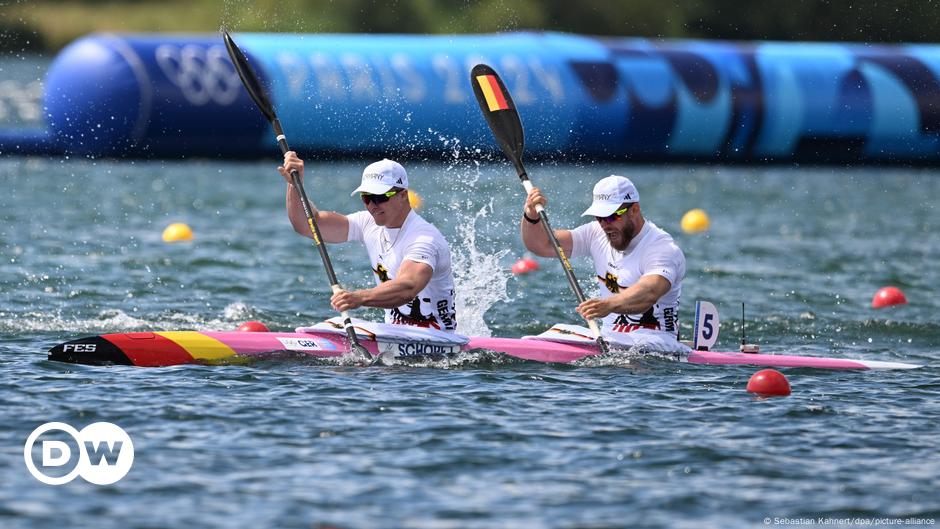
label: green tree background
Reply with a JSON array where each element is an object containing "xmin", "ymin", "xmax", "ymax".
[{"xmin": 1, "ymin": 0, "xmax": 936, "ymax": 53}]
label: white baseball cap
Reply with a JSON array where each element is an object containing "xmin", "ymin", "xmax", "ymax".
[
  {"xmin": 580, "ymin": 175, "xmax": 640, "ymax": 217},
  {"xmin": 351, "ymin": 159, "xmax": 409, "ymax": 196}
]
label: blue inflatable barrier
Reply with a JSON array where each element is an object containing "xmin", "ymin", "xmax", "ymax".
[{"xmin": 5, "ymin": 32, "xmax": 940, "ymax": 163}]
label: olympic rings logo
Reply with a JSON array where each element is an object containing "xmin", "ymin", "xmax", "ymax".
[{"xmin": 155, "ymin": 44, "xmax": 243, "ymax": 106}]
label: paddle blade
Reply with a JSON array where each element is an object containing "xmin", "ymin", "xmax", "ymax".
[
  {"xmin": 222, "ymin": 30, "xmax": 277, "ymax": 125},
  {"xmin": 470, "ymin": 64, "xmax": 525, "ymax": 176}
]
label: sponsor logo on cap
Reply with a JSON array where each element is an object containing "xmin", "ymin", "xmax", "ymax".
[
  {"xmin": 594, "ymin": 193, "xmax": 614, "ymax": 201},
  {"xmin": 363, "ymin": 173, "xmax": 385, "ymax": 181}
]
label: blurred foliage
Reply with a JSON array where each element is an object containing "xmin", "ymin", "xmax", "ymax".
[
  {"xmin": 1, "ymin": 0, "xmax": 937, "ymax": 53},
  {"xmin": 0, "ymin": 19, "xmax": 47, "ymax": 53}
]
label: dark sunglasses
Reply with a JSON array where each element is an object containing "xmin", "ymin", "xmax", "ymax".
[
  {"xmin": 360, "ymin": 189, "xmax": 401, "ymax": 205},
  {"xmin": 595, "ymin": 204, "xmax": 632, "ymax": 223}
]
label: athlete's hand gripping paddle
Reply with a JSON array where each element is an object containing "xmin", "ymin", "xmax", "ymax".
[
  {"xmin": 470, "ymin": 64, "xmax": 611, "ymax": 355},
  {"xmin": 223, "ymin": 30, "xmax": 371, "ymax": 364}
]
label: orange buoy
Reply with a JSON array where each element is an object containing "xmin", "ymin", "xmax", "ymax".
[
  {"xmin": 746, "ymin": 369, "xmax": 791, "ymax": 397},
  {"xmin": 511, "ymin": 257, "xmax": 540, "ymax": 275},
  {"xmin": 871, "ymin": 286, "xmax": 907, "ymax": 309},
  {"xmin": 237, "ymin": 321, "xmax": 270, "ymax": 332}
]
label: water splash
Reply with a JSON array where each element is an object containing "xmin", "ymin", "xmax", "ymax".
[
  {"xmin": 221, "ymin": 301, "xmax": 253, "ymax": 322},
  {"xmin": 264, "ymin": 346, "xmax": 522, "ymax": 369},
  {"xmin": 451, "ymin": 201, "xmax": 511, "ymax": 337},
  {"xmin": 0, "ymin": 309, "xmax": 151, "ymax": 334},
  {"xmin": 572, "ymin": 345, "xmax": 688, "ymax": 369},
  {"xmin": 0, "ymin": 303, "xmax": 261, "ymax": 334},
  {"xmin": 444, "ymin": 164, "xmax": 512, "ymax": 337},
  {"xmin": 365, "ymin": 348, "xmax": 518, "ymax": 369}
]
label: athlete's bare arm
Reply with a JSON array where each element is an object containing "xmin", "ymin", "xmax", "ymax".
[
  {"xmin": 330, "ymin": 259, "xmax": 433, "ymax": 311},
  {"xmin": 280, "ymin": 151, "xmax": 349, "ymax": 243},
  {"xmin": 520, "ymin": 186, "xmax": 573, "ymax": 257},
  {"xmin": 576, "ymin": 274, "xmax": 671, "ymax": 320}
]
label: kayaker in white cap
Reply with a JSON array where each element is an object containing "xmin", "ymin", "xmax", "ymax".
[
  {"xmin": 279, "ymin": 152, "xmax": 457, "ymax": 331},
  {"xmin": 521, "ymin": 175, "xmax": 686, "ymax": 349}
]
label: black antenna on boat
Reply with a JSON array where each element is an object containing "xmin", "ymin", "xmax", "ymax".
[
  {"xmin": 741, "ymin": 302, "xmax": 746, "ymax": 349},
  {"xmin": 740, "ymin": 302, "xmax": 760, "ymax": 353}
]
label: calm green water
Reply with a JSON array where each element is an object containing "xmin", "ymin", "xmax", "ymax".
[{"xmin": 0, "ymin": 155, "xmax": 938, "ymax": 528}]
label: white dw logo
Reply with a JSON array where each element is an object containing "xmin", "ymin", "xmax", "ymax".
[{"xmin": 24, "ymin": 422, "xmax": 134, "ymax": 485}]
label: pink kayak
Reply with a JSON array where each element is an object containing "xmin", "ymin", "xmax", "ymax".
[{"xmin": 47, "ymin": 330, "xmax": 921, "ymax": 370}]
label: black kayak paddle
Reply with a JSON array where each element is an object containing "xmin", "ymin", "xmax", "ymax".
[
  {"xmin": 470, "ymin": 64, "xmax": 610, "ymax": 355},
  {"xmin": 222, "ymin": 29, "xmax": 371, "ymax": 363}
]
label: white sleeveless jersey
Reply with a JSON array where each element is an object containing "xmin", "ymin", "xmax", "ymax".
[
  {"xmin": 346, "ymin": 210, "xmax": 457, "ymax": 331},
  {"xmin": 569, "ymin": 220, "xmax": 685, "ymax": 338}
]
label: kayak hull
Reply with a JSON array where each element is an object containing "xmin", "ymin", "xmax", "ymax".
[{"xmin": 47, "ymin": 331, "xmax": 921, "ymax": 370}]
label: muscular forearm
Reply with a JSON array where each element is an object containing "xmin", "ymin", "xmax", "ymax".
[
  {"xmin": 286, "ymin": 184, "xmax": 314, "ymax": 236},
  {"xmin": 359, "ymin": 278, "xmax": 422, "ymax": 309},
  {"xmin": 521, "ymin": 219, "xmax": 556, "ymax": 257},
  {"xmin": 286, "ymin": 184, "xmax": 343, "ymax": 241},
  {"xmin": 578, "ymin": 274, "xmax": 671, "ymax": 320},
  {"xmin": 608, "ymin": 282, "xmax": 662, "ymax": 314}
]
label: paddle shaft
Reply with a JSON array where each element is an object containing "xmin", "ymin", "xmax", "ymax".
[
  {"xmin": 470, "ymin": 63, "xmax": 609, "ymax": 353},
  {"xmin": 517, "ymin": 171, "xmax": 605, "ymax": 345},
  {"xmin": 274, "ymin": 123, "xmax": 363, "ymax": 351},
  {"xmin": 222, "ymin": 30, "xmax": 367, "ymax": 359},
  {"xmin": 272, "ymin": 123, "xmax": 335, "ymax": 280},
  {"xmin": 470, "ymin": 64, "xmax": 610, "ymax": 353}
]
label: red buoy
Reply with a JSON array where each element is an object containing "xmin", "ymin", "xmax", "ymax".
[
  {"xmin": 237, "ymin": 321, "xmax": 270, "ymax": 332},
  {"xmin": 746, "ymin": 369, "xmax": 791, "ymax": 397},
  {"xmin": 871, "ymin": 286, "xmax": 907, "ymax": 309},
  {"xmin": 511, "ymin": 257, "xmax": 540, "ymax": 275}
]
